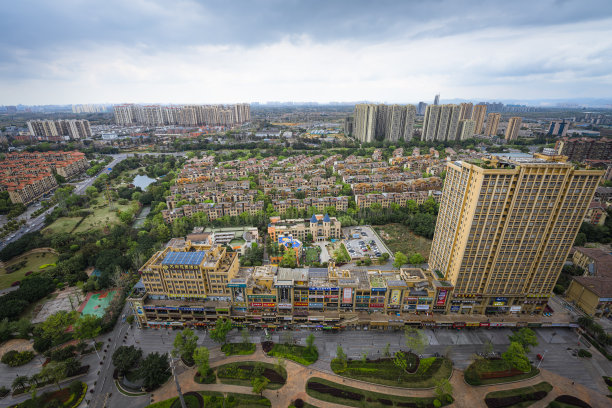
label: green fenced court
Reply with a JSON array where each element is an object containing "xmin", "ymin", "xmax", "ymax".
[{"xmin": 78, "ymin": 290, "xmax": 116, "ymax": 317}]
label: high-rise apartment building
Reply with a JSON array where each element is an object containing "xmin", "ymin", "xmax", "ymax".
[
  {"xmin": 421, "ymin": 104, "xmax": 461, "ymax": 142},
  {"xmin": 555, "ymin": 137, "xmax": 612, "ymax": 162},
  {"xmin": 434, "ymin": 94, "xmax": 440, "ymax": 105},
  {"xmin": 27, "ymin": 119, "xmax": 91, "ymax": 140},
  {"xmin": 547, "ymin": 120, "xmax": 570, "ymax": 137},
  {"xmin": 429, "ymin": 158, "xmax": 603, "ymax": 314},
  {"xmin": 417, "ymin": 102, "xmax": 428, "ymax": 115},
  {"xmin": 505, "ymin": 117, "xmax": 523, "ymax": 141},
  {"xmin": 471, "ymin": 104, "xmax": 487, "ymax": 135},
  {"xmin": 457, "ymin": 119, "xmax": 476, "ymax": 140},
  {"xmin": 459, "ymin": 103, "xmax": 473, "ymax": 121},
  {"xmin": 484, "ymin": 113, "xmax": 501, "ymax": 137},
  {"xmin": 353, "ymin": 104, "xmax": 416, "ymax": 143}
]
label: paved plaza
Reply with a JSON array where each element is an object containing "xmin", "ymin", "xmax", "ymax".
[{"xmin": 2, "ymin": 320, "xmax": 611, "ymax": 408}]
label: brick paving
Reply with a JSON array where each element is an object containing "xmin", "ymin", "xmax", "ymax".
[{"xmin": 149, "ymin": 343, "xmax": 612, "ymax": 408}]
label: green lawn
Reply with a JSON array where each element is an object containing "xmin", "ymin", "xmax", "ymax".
[
  {"xmin": 268, "ymin": 344, "xmax": 318, "ymax": 366},
  {"xmin": 221, "ymin": 342, "xmax": 256, "ymax": 356},
  {"xmin": 73, "ymin": 201, "xmax": 136, "ymax": 233},
  {"xmin": 374, "ymin": 223, "xmax": 432, "ymax": 260},
  {"xmin": 306, "ymin": 377, "xmax": 453, "ymax": 408},
  {"xmin": 304, "ymin": 247, "xmax": 320, "ymax": 264},
  {"xmin": 216, "ymin": 361, "xmax": 287, "ymax": 390},
  {"xmin": 0, "ymin": 251, "xmax": 59, "ymax": 289},
  {"xmin": 464, "ymin": 358, "xmax": 540, "ymax": 385},
  {"xmin": 331, "ymin": 356, "xmax": 452, "ymax": 388},
  {"xmin": 42, "ymin": 216, "xmax": 83, "ymax": 235}
]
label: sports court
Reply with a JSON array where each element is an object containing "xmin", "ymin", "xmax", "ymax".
[{"xmin": 78, "ymin": 290, "xmax": 116, "ymax": 317}]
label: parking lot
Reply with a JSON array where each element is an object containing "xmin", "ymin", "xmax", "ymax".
[{"xmin": 343, "ymin": 226, "xmax": 390, "ymax": 261}]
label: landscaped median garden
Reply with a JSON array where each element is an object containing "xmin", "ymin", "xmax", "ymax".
[
  {"xmin": 306, "ymin": 377, "xmax": 453, "ymax": 408},
  {"xmin": 484, "ymin": 381, "xmax": 553, "ymax": 408},
  {"xmin": 464, "ymin": 358, "xmax": 539, "ymax": 386},
  {"xmin": 145, "ymin": 391, "xmax": 271, "ymax": 408},
  {"xmin": 216, "ymin": 361, "xmax": 287, "ymax": 390},
  {"xmin": 221, "ymin": 342, "xmax": 255, "ymax": 356},
  {"xmin": 10, "ymin": 380, "xmax": 87, "ymax": 408},
  {"xmin": 465, "ymin": 327, "xmax": 541, "ymax": 386},
  {"xmin": 330, "ymin": 351, "xmax": 453, "ymax": 388},
  {"xmin": 262, "ymin": 333, "xmax": 318, "ymax": 365}
]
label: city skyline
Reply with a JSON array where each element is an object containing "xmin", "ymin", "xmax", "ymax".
[{"xmin": 1, "ymin": 0, "xmax": 612, "ymax": 105}]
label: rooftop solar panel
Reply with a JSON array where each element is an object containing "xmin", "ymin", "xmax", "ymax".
[{"xmin": 161, "ymin": 251, "xmax": 206, "ymax": 265}]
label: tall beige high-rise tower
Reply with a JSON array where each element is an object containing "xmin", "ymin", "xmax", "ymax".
[
  {"xmin": 459, "ymin": 103, "xmax": 473, "ymax": 120},
  {"xmin": 505, "ymin": 117, "xmax": 523, "ymax": 141},
  {"xmin": 471, "ymin": 104, "xmax": 487, "ymax": 135},
  {"xmin": 484, "ymin": 113, "xmax": 501, "ymax": 136},
  {"xmin": 421, "ymin": 104, "xmax": 460, "ymax": 141},
  {"xmin": 429, "ymin": 158, "xmax": 603, "ymax": 315}
]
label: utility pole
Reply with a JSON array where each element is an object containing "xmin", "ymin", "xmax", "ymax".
[{"xmin": 168, "ymin": 353, "xmax": 187, "ymax": 408}]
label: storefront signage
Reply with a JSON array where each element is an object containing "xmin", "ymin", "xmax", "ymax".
[
  {"xmin": 390, "ymin": 290, "xmax": 401, "ymax": 306},
  {"xmin": 178, "ymin": 307, "xmax": 206, "ymax": 312},
  {"xmin": 294, "ymin": 302, "xmax": 308, "ymax": 307},
  {"xmin": 342, "ymin": 288, "xmax": 353, "ymax": 304},
  {"xmin": 262, "ymin": 303, "xmax": 276, "ymax": 308},
  {"xmin": 309, "ymin": 287, "xmax": 338, "ymax": 291},
  {"xmin": 510, "ymin": 306, "xmax": 522, "ymax": 312},
  {"xmin": 436, "ymin": 290, "xmax": 448, "ymax": 306},
  {"xmin": 324, "ymin": 295, "xmax": 339, "ymax": 299},
  {"xmin": 308, "ymin": 302, "xmax": 323, "ymax": 308},
  {"xmin": 341, "ymin": 303, "xmax": 353, "ymax": 308},
  {"xmin": 599, "ymin": 298, "xmax": 612, "ymax": 302},
  {"xmin": 250, "ymin": 303, "xmax": 262, "ymax": 307},
  {"xmin": 356, "ymin": 295, "xmax": 370, "ymax": 299},
  {"xmin": 450, "ymin": 306, "xmax": 460, "ymax": 312},
  {"xmin": 419, "ymin": 297, "xmax": 433, "ymax": 302},
  {"xmin": 370, "ymin": 303, "xmax": 384, "ymax": 308},
  {"xmin": 278, "ymin": 303, "xmax": 292, "ymax": 309},
  {"xmin": 371, "ymin": 288, "xmax": 387, "ymax": 292},
  {"xmin": 248, "ymin": 295, "xmax": 276, "ymax": 299},
  {"xmin": 416, "ymin": 304, "xmax": 430, "ymax": 310},
  {"xmin": 479, "ymin": 322, "xmax": 490, "ymax": 327},
  {"xmin": 227, "ymin": 283, "xmax": 246, "ymax": 288},
  {"xmin": 493, "ymin": 297, "xmax": 507, "ymax": 306},
  {"xmin": 466, "ymin": 322, "xmax": 479, "ymax": 327}
]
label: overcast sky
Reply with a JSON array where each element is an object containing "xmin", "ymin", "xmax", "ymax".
[{"xmin": 2, "ymin": 0, "xmax": 612, "ymax": 105}]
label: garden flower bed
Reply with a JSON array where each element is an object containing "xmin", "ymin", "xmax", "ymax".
[
  {"xmin": 306, "ymin": 377, "xmax": 453, "ymax": 408},
  {"xmin": 484, "ymin": 382, "xmax": 552, "ymax": 408}
]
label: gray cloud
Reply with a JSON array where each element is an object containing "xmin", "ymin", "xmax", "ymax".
[{"xmin": 1, "ymin": 0, "xmax": 612, "ymax": 103}]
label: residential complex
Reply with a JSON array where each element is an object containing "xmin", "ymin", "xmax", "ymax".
[
  {"xmin": 429, "ymin": 158, "xmax": 603, "ymax": 315},
  {"xmin": 505, "ymin": 116, "xmax": 522, "ymax": 141},
  {"xmin": 268, "ymin": 214, "xmax": 341, "ymax": 243},
  {"xmin": 484, "ymin": 113, "xmax": 501, "ymax": 136},
  {"xmin": 555, "ymin": 137, "xmax": 612, "ymax": 162},
  {"xmin": 27, "ymin": 119, "xmax": 92, "ymax": 140},
  {"xmin": 0, "ymin": 151, "xmax": 89, "ymax": 204},
  {"xmin": 459, "ymin": 103, "xmax": 473, "ymax": 121},
  {"xmin": 353, "ymin": 104, "xmax": 416, "ymax": 143},
  {"xmin": 113, "ymin": 103, "xmax": 251, "ymax": 127}
]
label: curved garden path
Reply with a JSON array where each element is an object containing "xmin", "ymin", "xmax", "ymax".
[{"xmin": 149, "ymin": 343, "xmax": 612, "ymax": 408}]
